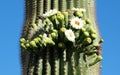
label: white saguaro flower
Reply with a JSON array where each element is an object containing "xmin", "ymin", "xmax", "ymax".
[
  {"xmin": 70, "ymin": 17, "xmax": 84, "ymax": 29},
  {"xmin": 72, "ymin": 8, "xmax": 86, "ymax": 12},
  {"xmin": 65, "ymin": 29, "xmax": 75, "ymax": 42},
  {"xmin": 43, "ymin": 9, "xmax": 58, "ymax": 17}
]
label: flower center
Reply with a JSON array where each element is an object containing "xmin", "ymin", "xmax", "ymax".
[
  {"xmin": 75, "ymin": 21, "xmax": 80, "ymax": 25},
  {"xmin": 69, "ymin": 32, "xmax": 73, "ymax": 37}
]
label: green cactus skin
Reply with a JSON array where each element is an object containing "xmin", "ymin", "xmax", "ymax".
[{"xmin": 21, "ymin": 0, "xmax": 102, "ymax": 75}]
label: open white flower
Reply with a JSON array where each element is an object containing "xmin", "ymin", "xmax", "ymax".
[
  {"xmin": 65, "ymin": 29, "xmax": 75, "ymax": 42},
  {"xmin": 43, "ymin": 9, "xmax": 58, "ymax": 17},
  {"xmin": 72, "ymin": 8, "xmax": 86, "ymax": 12},
  {"xmin": 70, "ymin": 17, "xmax": 84, "ymax": 29}
]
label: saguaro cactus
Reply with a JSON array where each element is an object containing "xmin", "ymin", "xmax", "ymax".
[{"xmin": 20, "ymin": 0, "xmax": 103, "ymax": 75}]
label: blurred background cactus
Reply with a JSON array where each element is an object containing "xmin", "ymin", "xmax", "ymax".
[{"xmin": 20, "ymin": 0, "xmax": 103, "ymax": 75}]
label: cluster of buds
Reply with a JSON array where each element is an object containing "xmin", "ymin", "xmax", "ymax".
[{"xmin": 20, "ymin": 8, "xmax": 103, "ymax": 65}]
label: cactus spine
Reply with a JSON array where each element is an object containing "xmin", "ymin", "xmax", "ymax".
[{"xmin": 20, "ymin": 0, "xmax": 103, "ymax": 75}]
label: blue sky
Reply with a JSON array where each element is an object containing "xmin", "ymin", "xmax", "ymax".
[{"xmin": 0, "ymin": 0, "xmax": 120, "ymax": 75}]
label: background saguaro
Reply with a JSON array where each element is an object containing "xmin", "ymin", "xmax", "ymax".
[{"xmin": 20, "ymin": 0, "xmax": 103, "ymax": 75}]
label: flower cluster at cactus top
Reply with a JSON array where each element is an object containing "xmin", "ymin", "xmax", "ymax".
[{"xmin": 20, "ymin": 8, "xmax": 103, "ymax": 61}]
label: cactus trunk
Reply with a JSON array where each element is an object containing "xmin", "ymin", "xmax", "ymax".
[{"xmin": 21, "ymin": 0, "xmax": 102, "ymax": 75}]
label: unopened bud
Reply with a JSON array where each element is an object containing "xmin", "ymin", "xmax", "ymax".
[
  {"xmin": 85, "ymin": 18, "xmax": 91, "ymax": 24},
  {"xmin": 83, "ymin": 31, "xmax": 89, "ymax": 37},
  {"xmin": 51, "ymin": 32, "xmax": 57, "ymax": 39},
  {"xmin": 20, "ymin": 38, "xmax": 26, "ymax": 43},
  {"xmin": 91, "ymin": 33, "xmax": 97, "ymax": 39},
  {"xmin": 39, "ymin": 34, "xmax": 43, "ymax": 39},
  {"xmin": 50, "ymin": 15, "xmax": 56, "ymax": 22},
  {"xmin": 81, "ymin": 28, "xmax": 86, "ymax": 33},
  {"xmin": 83, "ymin": 38, "xmax": 92, "ymax": 45},
  {"xmin": 31, "ymin": 23, "xmax": 37, "ymax": 28},
  {"xmin": 30, "ymin": 41, "xmax": 37, "ymax": 47},
  {"xmin": 58, "ymin": 43, "xmax": 64, "ymax": 48},
  {"xmin": 57, "ymin": 12, "xmax": 64, "ymax": 21},
  {"xmin": 87, "ymin": 26, "xmax": 96, "ymax": 34},
  {"xmin": 34, "ymin": 38, "xmax": 39, "ymax": 44},
  {"xmin": 45, "ymin": 37, "xmax": 55, "ymax": 45},
  {"xmin": 52, "ymin": 29, "xmax": 58, "ymax": 34},
  {"xmin": 74, "ymin": 11, "xmax": 83, "ymax": 18},
  {"xmin": 60, "ymin": 27, "xmax": 66, "ymax": 32},
  {"xmin": 63, "ymin": 12, "xmax": 68, "ymax": 25},
  {"xmin": 89, "ymin": 55, "xmax": 103, "ymax": 66},
  {"xmin": 21, "ymin": 43, "xmax": 26, "ymax": 49},
  {"xmin": 99, "ymin": 39, "xmax": 104, "ymax": 43},
  {"xmin": 26, "ymin": 43, "xmax": 30, "ymax": 48}
]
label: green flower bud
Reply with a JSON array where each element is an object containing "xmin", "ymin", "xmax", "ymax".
[
  {"xmin": 89, "ymin": 55, "xmax": 103, "ymax": 66},
  {"xmin": 21, "ymin": 43, "xmax": 26, "ymax": 49},
  {"xmin": 75, "ymin": 32, "xmax": 79, "ymax": 38},
  {"xmin": 31, "ymin": 23, "xmax": 37, "ymax": 28},
  {"xmin": 91, "ymin": 33, "xmax": 97, "ymax": 39},
  {"xmin": 80, "ymin": 28, "xmax": 86, "ymax": 33},
  {"xmin": 39, "ymin": 34, "xmax": 43, "ymax": 39},
  {"xmin": 83, "ymin": 38, "xmax": 92, "ymax": 45},
  {"xmin": 30, "ymin": 41, "xmax": 37, "ymax": 47},
  {"xmin": 51, "ymin": 32, "xmax": 57, "ymax": 39},
  {"xmin": 45, "ymin": 18, "xmax": 51, "ymax": 25},
  {"xmin": 83, "ymin": 31, "xmax": 89, "ymax": 37},
  {"xmin": 52, "ymin": 29, "xmax": 58, "ymax": 34},
  {"xmin": 33, "ymin": 38, "xmax": 39, "ymax": 44},
  {"xmin": 45, "ymin": 37, "xmax": 55, "ymax": 45},
  {"xmin": 78, "ymin": 30, "xmax": 90, "ymax": 42},
  {"xmin": 63, "ymin": 12, "xmax": 68, "ymax": 25},
  {"xmin": 26, "ymin": 43, "xmax": 30, "ymax": 48},
  {"xmin": 50, "ymin": 15, "xmax": 56, "ymax": 22},
  {"xmin": 93, "ymin": 42, "xmax": 99, "ymax": 46},
  {"xmin": 74, "ymin": 11, "xmax": 83, "ymax": 18},
  {"xmin": 85, "ymin": 18, "xmax": 91, "ymax": 24},
  {"xmin": 58, "ymin": 43, "xmax": 64, "ymax": 48},
  {"xmin": 97, "ymin": 55, "xmax": 103, "ymax": 61},
  {"xmin": 37, "ymin": 37, "xmax": 42, "ymax": 43},
  {"xmin": 57, "ymin": 12, "xmax": 64, "ymax": 21},
  {"xmin": 20, "ymin": 38, "xmax": 26, "ymax": 43},
  {"xmin": 60, "ymin": 27, "xmax": 66, "ymax": 32},
  {"xmin": 87, "ymin": 26, "xmax": 96, "ymax": 34},
  {"xmin": 99, "ymin": 39, "xmax": 104, "ymax": 43}
]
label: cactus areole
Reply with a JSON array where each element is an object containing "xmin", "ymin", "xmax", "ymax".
[{"xmin": 20, "ymin": 0, "xmax": 103, "ymax": 75}]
